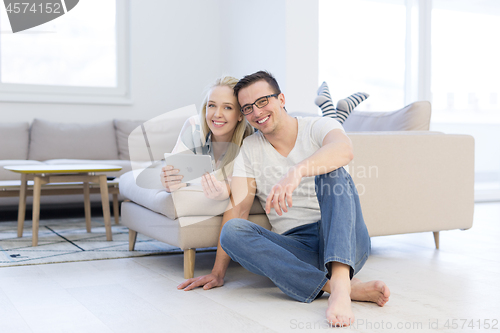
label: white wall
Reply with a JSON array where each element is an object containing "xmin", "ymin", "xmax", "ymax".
[
  {"xmin": 285, "ymin": 0, "xmax": 319, "ymax": 114},
  {"xmin": 0, "ymin": 0, "xmax": 319, "ymax": 123},
  {"xmin": 221, "ymin": 0, "xmax": 319, "ymax": 114},
  {"xmin": 220, "ymin": 0, "xmax": 288, "ymax": 88}
]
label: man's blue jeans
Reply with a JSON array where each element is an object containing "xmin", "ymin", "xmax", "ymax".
[{"xmin": 219, "ymin": 167, "xmax": 371, "ymax": 303}]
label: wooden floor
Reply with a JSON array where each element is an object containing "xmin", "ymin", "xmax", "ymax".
[{"xmin": 0, "ymin": 202, "xmax": 499, "ymax": 333}]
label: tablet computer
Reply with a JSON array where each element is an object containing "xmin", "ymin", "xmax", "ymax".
[{"xmin": 164, "ymin": 153, "xmax": 214, "ymax": 183}]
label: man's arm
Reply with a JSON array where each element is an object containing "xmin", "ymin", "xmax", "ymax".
[
  {"xmin": 296, "ymin": 128, "xmax": 353, "ymax": 177},
  {"xmin": 177, "ymin": 176, "xmax": 257, "ymax": 291},
  {"xmin": 265, "ymin": 129, "xmax": 353, "ymax": 215}
]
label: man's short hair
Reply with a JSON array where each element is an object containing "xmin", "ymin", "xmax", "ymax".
[{"xmin": 234, "ymin": 70, "xmax": 281, "ymax": 98}]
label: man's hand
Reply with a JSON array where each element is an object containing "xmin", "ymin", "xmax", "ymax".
[
  {"xmin": 201, "ymin": 173, "xmax": 229, "ymax": 200},
  {"xmin": 177, "ymin": 272, "xmax": 224, "ymax": 291},
  {"xmin": 265, "ymin": 167, "xmax": 303, "ymax": 215},
  {"xmin": 161, "ymin": 165, "xmax": 187, "ymax": 192}
]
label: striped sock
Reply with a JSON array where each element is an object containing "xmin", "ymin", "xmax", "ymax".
[
  {"xmin": 315, "ymin": 82, "xmax": 337, "ymax": 118},
  {"xmin": 336, "ymin": 92, "xmax": 369, "ymax": 124}
]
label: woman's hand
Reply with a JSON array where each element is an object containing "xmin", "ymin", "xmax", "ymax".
[
  {"xmin": 161, "ymin": 165, "xmax": 186, "ymax": 192},
  {"xmin": 201, "ymin": 173, "xmax": 229, "ymax": 200}
]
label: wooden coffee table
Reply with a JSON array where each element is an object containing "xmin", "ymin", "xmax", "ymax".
[{"xmin": 4, "ymin": 164, "xmax": 123, "ymax": 246}]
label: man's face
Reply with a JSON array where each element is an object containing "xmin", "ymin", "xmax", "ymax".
[{"xmin": 237, "ymin": 80, "xmax": 285, "ymax": 136}]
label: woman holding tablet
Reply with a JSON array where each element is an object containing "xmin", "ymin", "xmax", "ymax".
[{"xmin": 160, "ymin": 76, "xmax": 253, "ymax": 200}]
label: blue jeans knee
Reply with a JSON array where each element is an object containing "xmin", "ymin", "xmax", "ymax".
[
  {"xmin": 315, "ymin": 167, "xmax": 350, "ymax": 185},
  {"xmin": 220, "ymin": 218, "xmax": 254, "ymax": 253},
  {"xmin": 314, "ymin": 167, "xmax": 354, "ymax": 203}
]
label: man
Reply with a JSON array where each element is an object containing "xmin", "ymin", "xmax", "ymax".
[{"xmin": 177, "ymin": 71, "xmax": 390, "ymax": 327}]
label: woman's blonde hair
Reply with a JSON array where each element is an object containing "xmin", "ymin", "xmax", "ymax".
[{"xmin": 199, "ymin": 76, "xmax": 254, "ymax": 180}]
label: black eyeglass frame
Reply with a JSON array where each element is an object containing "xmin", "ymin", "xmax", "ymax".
[{"xmin": 240, "ymin": 94, "xmax": 279, "ymax": 115}]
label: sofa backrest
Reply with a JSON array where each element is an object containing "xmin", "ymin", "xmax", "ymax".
[
  {"xmin": 28, "ymin": 118, "xmax": 119, "ymax": 161},
  {"xmin": 0, "ymin": 122, "xmax": 30, "ymax": 160}
]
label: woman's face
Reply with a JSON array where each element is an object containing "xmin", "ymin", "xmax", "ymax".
[{"xmin": 205, "ymin": 85, "xmax": 243, "ymax": 142}]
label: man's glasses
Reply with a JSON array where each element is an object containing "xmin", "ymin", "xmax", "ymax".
[{"xmin": 240, "ymin": 94, "xmax": 279, "ymax": 115}]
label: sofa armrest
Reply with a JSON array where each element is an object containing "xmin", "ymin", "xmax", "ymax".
[
  {"xmin": 347, "ymin": 132, "xmax": 474, "ymax": 237},
  {"xmin": 172, "ymin": 185, "xmax": 265, "ymax": 217},
  {"xmin": 119, "ymin": 170, "xmax": 265, "ymax": 220}
]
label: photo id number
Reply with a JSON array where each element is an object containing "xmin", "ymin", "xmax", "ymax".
[{"xmin": 6, "ymin": 2, "xmax": 62, "ymax": 14}]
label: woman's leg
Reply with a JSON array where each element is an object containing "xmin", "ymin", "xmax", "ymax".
[
  {"xmin": 335, "ymin": 92, "xmax": 369, "ymax": 124},
  {"xmin": 315, "ymin": 81, "xmax": 337, "ymax": 118}
]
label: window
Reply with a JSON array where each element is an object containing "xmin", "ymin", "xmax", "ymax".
[
  {"xmin": 320, "ymin": 0, "xmax": 500, "ymax": 201},
  {"xmin": 0, "ymin": 0, "xmax": 130, "ymax": 104},
  {"xmin": 431, "ymin": 0, "xmax": 500, "ymax": 123},
  {"xmin": 430, "ymin": 0, "xmax": 500, "ymax": 200},
  {"xmin": 319, "ymin": 0, "xmax": 407, "ymax": 112}
]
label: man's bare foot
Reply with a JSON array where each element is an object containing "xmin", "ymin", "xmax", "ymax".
[
  {"xmin": 321, "ymin": 277, "xmax": 391, "ymax": 306},
  {"xmin": 325, "ymin": 279, "xmax": 354, "ymax": 327},
  {"xmin": 350, "ymin": 277, "xmax": 390, "ymax": 306}
]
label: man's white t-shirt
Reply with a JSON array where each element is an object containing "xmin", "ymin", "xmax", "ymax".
[{"xmin": 233, "ymin": 116, "xmax": 345, "ymax": 234}]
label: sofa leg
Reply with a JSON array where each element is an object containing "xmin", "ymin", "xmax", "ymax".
[
  {"xmin": 433, "ymin": 231, "xmax": 440, "ymax": 249},
  {"xmin": 184, "ymin": 249, "xmax": 196, "ymax": 279},
  {"xmin": 129, "ymin": 229, "xmax": 138, "ymax": 251}
]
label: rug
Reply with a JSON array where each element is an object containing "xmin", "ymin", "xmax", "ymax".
[{"xmin": 0, "ymin": 218, "xmax": 186, "ymax": 267}]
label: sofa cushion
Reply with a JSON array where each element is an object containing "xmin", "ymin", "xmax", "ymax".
[
  {"xmin": 342, "ymin": 101, "xmax": 431, "ymax": 132},
  {"xmin": 0, "ymin": 160, "xmax": 46, "ymax": 181},
  {"xmin": 128, "ymin": 105, "xmax": 198, "ymax": 163},
  {"xmin": 0, "ymin": 122, "xmax": 30, "ymax": 160},
  {"xmin": 114, "ymin": 119, "xmax": 145, "ymax": 160},
  {"xmin": 28, "ymin": 119, "xmax": 119, "ymax": 161}
]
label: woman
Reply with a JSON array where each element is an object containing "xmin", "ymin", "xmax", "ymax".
[{"xmin": 160, "ymin": 76, "xmax": 253, "ymax": 200}]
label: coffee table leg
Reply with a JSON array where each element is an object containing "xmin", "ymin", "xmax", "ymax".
[
  {"xmin": 17, "ymin": 174, "xmax": 28, "ymax": 238},
  {"xmin": 99, "ymin": 175, "xmax": 112, "ymax": 241},
  {"xmin": 113, "ymin": 193, "xmax": 119, "ymax": 225},
  {"xmin": 83, "ymin": 181, "xmax": 91, "ymax": 233},
  {"xmin": 32, "ymin": 176, "xmax": 42, "ymax": 247}
]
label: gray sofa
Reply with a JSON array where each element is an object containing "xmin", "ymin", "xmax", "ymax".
[
  {"xmin": 0, "ymin": 118, "xmax": 154, "ymax": 208},
  {"xmin": 119, "ymin": 102, "xmax": 475, "ymax": 279}
]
